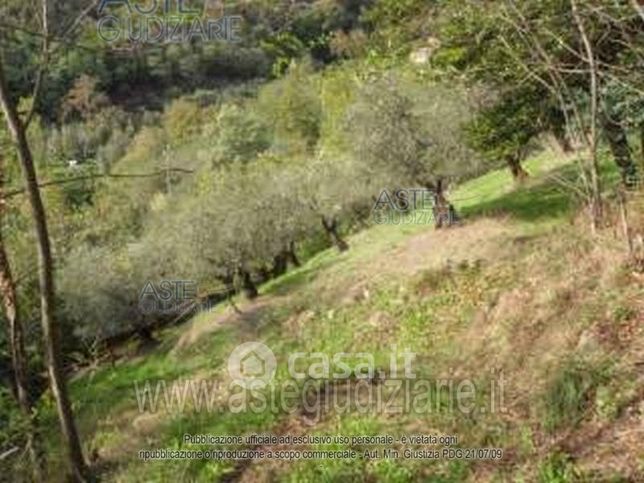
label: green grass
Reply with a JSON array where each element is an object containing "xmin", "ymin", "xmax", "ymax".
[
  {"xmin": 541, "ymin": 356, "xmax": 613, "ymax": 433},
  {"xmin": 452, "ymin": 149, "xmax": 623, "ymax": 230},
  {"xmin": 537, "ymin": 452, "xmax": 579, "ymax": 483},
  {"xmin": 41, "ymin": 148, "xmax": 642, "ymax": 482}
]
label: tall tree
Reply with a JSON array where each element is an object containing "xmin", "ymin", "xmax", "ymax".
[
  {"xmin": 435, "ymin": 0, "xmax": 644, "ymax": 229},
  {"xmin": 346, "ymin": 75, "xmax": 479, "ymax": 228},
  {"xmin": 0, "ymin": 39, "xmax": 89, "ymax": 483}
]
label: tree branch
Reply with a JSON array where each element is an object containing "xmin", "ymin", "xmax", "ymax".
[
  {"xmin": 23, "ymin": 0, "xmax": 49, "ymax": 129},
  {"xmin": 3, "ymin": 168, "xmax": 195, "ymax": 199}
]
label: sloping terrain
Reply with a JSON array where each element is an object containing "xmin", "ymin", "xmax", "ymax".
[{"xmin": 54, "ymin": 151, "xmax": 643, "ymax": 482}]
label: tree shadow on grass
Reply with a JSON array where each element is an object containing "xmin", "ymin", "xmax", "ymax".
[
  {"xmin": 457, "ymin": 163, "xmax": 583, "ymax": 223},
  {"xmin": 261, "ymin": 249, "xmax": 343, "ymax": 297}
]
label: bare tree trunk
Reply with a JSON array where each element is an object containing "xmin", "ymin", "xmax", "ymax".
[
  {"xmin": 506, "ymin": 153, "xmax": 529, "ymax": 182},
  {"xmin": 321, "ymin": 216, "xmax": 349, "ymax": 252},
  {"xmin": 0, "ymin": 228, "xmax": 43, "ymax": 479},
  {"xmin": 639, "ymin": 122, "xmax": 644, "ymax": 176},
  {"xmin": 0, "ymin": 57, "xmax": 88, "ymax": 482},
  {"xmin": 504, "ymin": 0, "xmax": 603, "ymax": 231},
  {"xmin": 271, "ymin": 242, "xmax": 301, "ymax": 278},
  {"xmin": 0, "ymin": 241, "xmax": 28, "ymax": 412},
  {"xmin": 572, "ymin": 0, "xmax": 603, "ymax": 232},
  {"xmin": 0, "ymin": 134, "xmax": 43, "ymax": 477}
]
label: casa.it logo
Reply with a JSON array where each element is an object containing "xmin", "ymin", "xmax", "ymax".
[{"xmin": 227, "ymin": 342, "xmax": 276, "ymax": 389}]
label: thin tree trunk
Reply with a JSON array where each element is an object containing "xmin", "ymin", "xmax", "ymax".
[
  {"xmin": 639, "ymin": 122, "xmax": 644, "ymax": 177},
  {"xmin": 0, "ymin": 56, "xmax": 88, "ymax": 482},
  {"xmin": 0, "ymin": 133, "xmax": 43, "ymax": 478},
  {"xmin": 572, "ymin": 0, "xmax": 602, "ymax": 232},
  {"xmin": 321, "ymin": 216, "xmax": 349, "ymax": 252},
  {"xmin": 0, "ymin": 228, "xmax": 43, "ymax": 479}
]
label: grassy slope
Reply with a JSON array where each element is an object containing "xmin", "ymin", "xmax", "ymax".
[{"xmin": 49, "ymin": 150, "xmax": 643, "ymax": 482}]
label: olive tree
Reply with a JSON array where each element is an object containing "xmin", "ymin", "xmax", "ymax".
[{"xmin": 345, "ymin": 73, "xmax": 480, "ymax": 227}]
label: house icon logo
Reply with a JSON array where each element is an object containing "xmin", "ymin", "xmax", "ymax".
[{"xmin": 227, "ymin": 341, "xmax": 276, "ymax": 388}]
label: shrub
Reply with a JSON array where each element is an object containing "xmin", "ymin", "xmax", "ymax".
[
  {"xmin": 163, "ymin": 98, "xmax": 204, "ymax": 143},
  {"xmin": 318, "ymin": 66, "xmax": 359, "ymax": 156},
  {"xmin": 58, "ymin": 245, "xmax": 139, "ymax": 341},
  {"xmin": 542, "ymin": 357, "xmax": 611, "ymax": 432},
  {"xmin": 257, "ymin": 59, "xmax": 322, "ymax": 154},
  {"xmin": 537, "ymin": 452, "xmax": 580, "ymax": 483},
  {"xmin": 209, "ymin": 103, "xmax": 271, "ymax": 166}
]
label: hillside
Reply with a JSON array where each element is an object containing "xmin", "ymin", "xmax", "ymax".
[
  {"xmin": 47, "ymin": 150, "xmax": 644, "ymax": 483},
  {"xmin": 1, "ymin": 2, "xmax": 643, "ymax": 482}
]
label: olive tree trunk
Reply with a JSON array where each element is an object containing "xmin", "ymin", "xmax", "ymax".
[
  {"xmin": 639, "ymin": 122, "xmax": 644, "ymax": 175},
  {"xmin": 286, "ymin": 241, "xmax": 300, "ymax": 267},
  {"xmin": 431, "ymin": 179, "xmax": 459, "ymax": 229},
  {"xmin": 506, "ymin": 153, "xmax": 529, "ymax": 182},
  {"xmin": 271, "ymin": 253, "xmax": 288, "ymax": 278},
  {"xmin": 321, "ymin": 216, "xmax": 349, "ymax": 252},
  {"xmin": 238, "ymin": 269, "xmax": 258, "ymax": 299}
]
